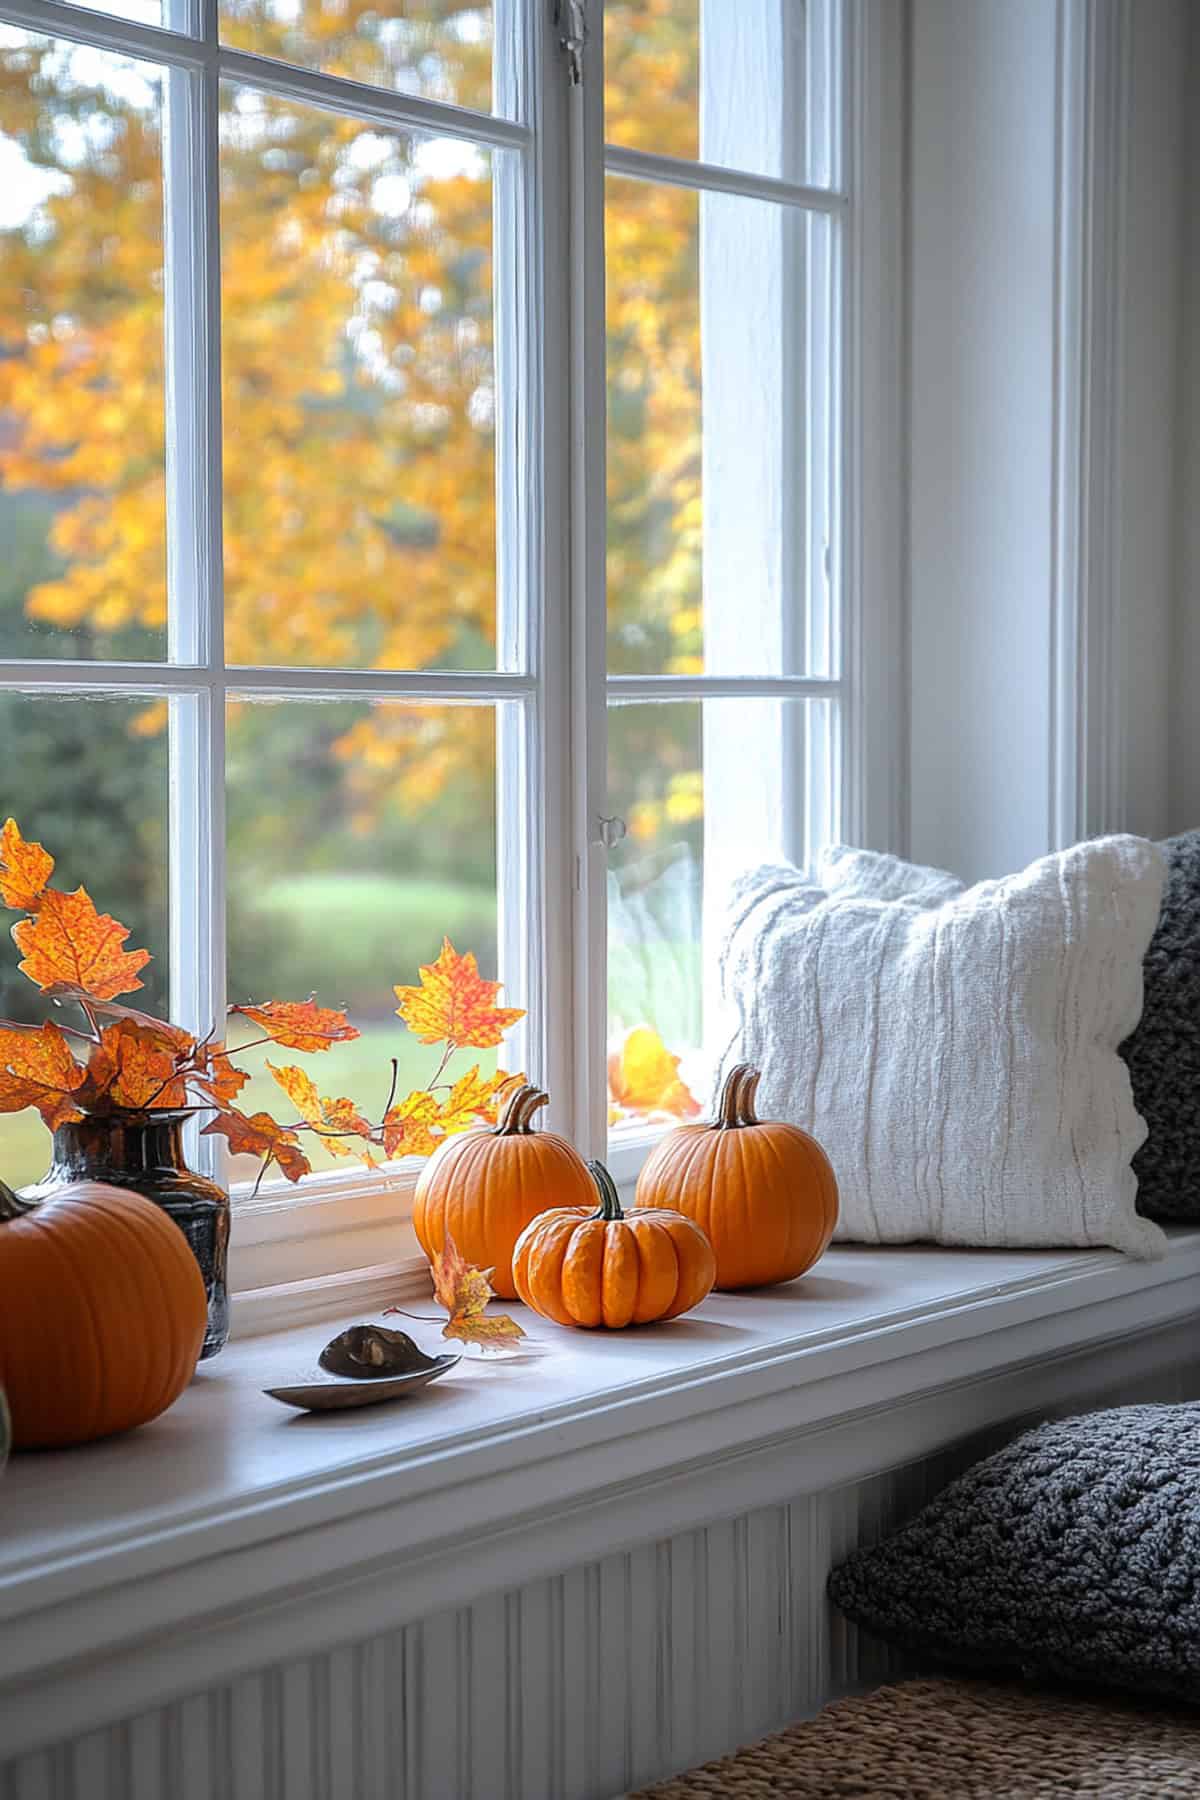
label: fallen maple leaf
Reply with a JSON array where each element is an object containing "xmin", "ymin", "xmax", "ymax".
[
  {"xmin": 0, "ymin": 1022, "xmax": 87, "ymax": 1129},
  {"xmin": 202, "ymin": 1107, "xmax": 312, "ymax": 1183},
  {"xmin": 230, "ymin": 999, "xmax": 359, "ymax": 1053},
  {"xmin": 0, "ymin": 819, "xmax": 54, "ymax": 912},
  {"xmin": 424, "ymin": 1234, "xmax": 525, "ymax": 1349},
  {"xmin": 12, "ymin": 885, "xmax": 152, "ymax": 1001},
  {"xmin": 394, "ymin": 938, "xmax": 525, "ymax": 1049},
  {"xmin": 607, "ymin": 1024, "xmax": 701, "ymax": 1121}
]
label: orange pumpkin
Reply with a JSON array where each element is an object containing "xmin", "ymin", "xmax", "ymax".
[
  {"xmin": 513, "ymin": 1160, "xmax": 716, "ymax": 1328},
  {"xmin": 413, "ymin": 1083, "xmax": 594, "ymax": 1298},
  {"xmin": 0, "ymin": 1179, "xmax": 207, "ymax": 1449},
  {"xmin": 634, "ymin": 1063, "xmax": 838, "ymax": 1290}
]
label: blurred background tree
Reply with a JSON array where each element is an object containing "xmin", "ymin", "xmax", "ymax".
[{"xmin": 0, "ymin": 1, "xmax": 705, "ymax": 1132}]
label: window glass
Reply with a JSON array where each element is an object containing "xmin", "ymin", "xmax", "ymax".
[
  {"xmin": 606, "ymin": 697, "xmax": 836, "ymax": 1130},
  {"xmin": 220, "ymin": 88, "xmax": 499, "ymax": 672},
  {"xmin": 0, "ymin": 692, "xmax": 170, "ymax": 1187},
  {"xmin": 220, "ymin": 0, "xmax": 495, "ymax": 116},
  {"xmin": 0, "ymin": 29, "xmax": 167, "ymax": 661},
  {"xmin": 605, "ymin": 0, "xmax": 832, "ymax": 189},
  {"xmin": 606, "ymin": 176, "xmax": 834, "ymax": 679},
  {"xmin": 225, "ymin": 696, "xmax": 500, "ymax": 1178}
]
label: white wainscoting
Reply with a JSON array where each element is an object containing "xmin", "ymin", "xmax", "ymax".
[{"xmin": 6, "ymin": 1330, "xmax": 1197, "ymax": 1800}]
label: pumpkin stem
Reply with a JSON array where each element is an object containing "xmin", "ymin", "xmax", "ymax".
[
  {"xmin": 716, "ymin": 1063, "xmax": 756, "ymax": 1129},
  {"xmin": 587, "ymin": 1159, "xmax": 625, "ymax": 1223},
  {"xmin": 495, "ymin": 1083, "xmax": 550, "ymax": 1135},
  {"xmin": 737, "ymin": 1068, "xmax": 763, "ymax": 1126},
  {"xmin": 0, "ymin": 1179, "xmax": 35, "ymax": 1222}
]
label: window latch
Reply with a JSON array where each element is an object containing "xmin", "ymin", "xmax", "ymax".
[
  {"xmin": 555, "ymin": 0, "xmax": 587, "ymax": 86},
  {"xmin": 595, "ymin": 815, "xmax": 627, "ymax": 851}
]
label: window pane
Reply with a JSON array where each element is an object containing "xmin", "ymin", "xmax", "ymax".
[
  {"xmin": 605, "ymin": 0, "xmax": 835, "ymax": 189},
  {"xmin": 607, "ymin": 177, "xmax": 835, "ymax": 678},
  {"xmin": 220, "ymin": 1, "xmax": 496, "ymax": 117},
  {"xmin": 0, "ymin": 31, "xmax": 168, "ymax": 662},
  {"xmin": 225, "ymin": 697, "xmax": 502, "ymax": 1180},
  {"xmin": 607, "ymin": 698, "xmax": 836, "ymax": 1132},
  {"xmin": 220, "ymin": 90, "xmax": 498, "ymax": 672},
  {"xmin": 0, "ymin": 692, "xmax": 170, "ymax": 1187}
]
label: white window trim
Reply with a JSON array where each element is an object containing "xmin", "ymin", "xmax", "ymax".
[{"xmin": 0, "ymin": 0, "xmax": 908, "ymax": 1305}]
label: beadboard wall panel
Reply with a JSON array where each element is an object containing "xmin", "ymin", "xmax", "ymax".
[{"xmin": 6, "ymin": 1351, "xmax": 1197, "ymax": 1800}]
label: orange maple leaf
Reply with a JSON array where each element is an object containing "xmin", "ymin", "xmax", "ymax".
[
  {"xmin": 230, "ymin": 999, "xmax": 359, "ymax": 1053},
  {"xmin": 394, "ymin": 938, "xmax": 525, "ymax": 1049},
  {"xmin": 267, "ymin": 1061, "xmax": 373, "ymax": 1160},
  {"xmin": 44, "ymin": 987, "xmax": 194, "ymax": 1050},
  {"xmin": 87, "ymin": 1019, "xmax": 188, "ymax": 1111},
  {"xmin": 190, "ymin": 1043, "xmax": 249, "ymax": 1106},
  {"xmin": 425, "ymin": 1234, "xmax": 525, "ymax": 1349},
  {"xmin": 0, "ymin": 1022, "xmax": 87, "ymax": 1129},
  {"xmin": 436, "ymin": 1064, "xmax": 526, "ymax": 1136},
  {"xmin": 381, "ymin": 1088, "xmax": 442, "ymax": 1158},
  {"xmin": 0, "ymin": 819, "xmax": 54, "ymax": 912},
  {"xmin": 201, "ymin": 1106, "xmax": 311, "ymax": 1182},
  {"xmin": 607, "ymin": 1025, "xmax": 701, "ymax": 1121},
  {"xmin": 12, "ymin": 885, "xmax": 151, "ymax": 1001}
]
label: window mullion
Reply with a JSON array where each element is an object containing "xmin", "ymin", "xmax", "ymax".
[
  {"xmin": 163, "ymin": 17, "xmax": 225, "ymax": 1175},
  {"xmin": 565, "ymin": 5, "xmax": 609, "ymax": 1159}
]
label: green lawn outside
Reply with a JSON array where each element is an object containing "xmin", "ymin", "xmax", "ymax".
[{"xmin": 0, "ymin": 867, "xmax": 701, "ymax": 1193}]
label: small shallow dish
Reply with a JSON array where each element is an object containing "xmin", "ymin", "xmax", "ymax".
[
  {"xmin": 264, "ymin": 1355, "xmax": 460, "ymax": 1413},
  {"xmin": 263, "ymin": 1324, "xmax": 460, "ymax": 1413}
]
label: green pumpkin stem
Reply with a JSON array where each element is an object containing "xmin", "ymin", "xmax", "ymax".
[
  {"xmin": 495, "ymin": 1083, "xmax": 550, "ymax": 1135},
  {"xmin": 587, "ymin": 1159, "xmax": 625, "ymax": 1222}
]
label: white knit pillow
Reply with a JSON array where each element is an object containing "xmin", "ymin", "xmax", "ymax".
[
  {"xmin": 818, "ymin": 844, "xmax": 967, "ymax": 906},
  {"xmin": 718, "ymin": 837, "xmax": 1167, "ymax": 1257}
]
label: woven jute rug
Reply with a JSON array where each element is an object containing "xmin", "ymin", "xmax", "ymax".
[{"xmin": 629, "ymin": 1677, "xmax": 1200, "ymax": 1798}]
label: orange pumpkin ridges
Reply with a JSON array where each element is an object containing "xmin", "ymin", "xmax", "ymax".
[
  {"xmin": 633, "ymin": 1062, "xmax": 839, "ymax": 1292},
  {"xmin": 512, "ymin": 1159, "xmax": 716, "ymax": 1330},
  {"xmin": 412, "ymin": 1082, "xmax": 594, "ymax": 1299},
  {"xmin": 0, "ymin": 1179, "xmax": 207, "ymax": 1450}
]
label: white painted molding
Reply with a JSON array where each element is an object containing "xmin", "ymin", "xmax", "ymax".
[
  {"xmin": 1050, "ymin": 0, "xmax": 1131, "ymax": 846},
  {"xmin": 2, "ymin": 1231, "xmax": 1198, "ymax": 1759},
  {"xmin": 844, "ymin": 0, "xmax": 909, "ymax": 854}
]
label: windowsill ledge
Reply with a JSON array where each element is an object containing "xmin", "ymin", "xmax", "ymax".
[{"xmin": 4, "ymin": 1228, "xmax": 1199, "ymax": 1761}]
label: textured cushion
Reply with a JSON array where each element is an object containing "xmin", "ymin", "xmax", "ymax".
[
  {"xmin": 828, "ymin": 1403, "xmax": 1200, "ymax": 1704},
  {"xmin": 1120, "ymin": 830, "xmax": 1200, "ymax": 1222},
  {"xmin": 822, "ymin": 834, "xmax": 1200, "ymax": 1225},
  {"xmin": 718, "ymin": 836, "xmax": 1167, "ymax": 1255},
  {"xmin": 819, "ymin": 843, "xmax": 966, "ymax": 906}
]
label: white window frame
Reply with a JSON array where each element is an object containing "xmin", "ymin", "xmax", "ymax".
[{"xmin": 0, "ymin": 0, "xmax": 905, "ymax": 1297}]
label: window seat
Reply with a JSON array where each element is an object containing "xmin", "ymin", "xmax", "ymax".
[{"xmin": 3, "ymin": 1228, "xmax": 1199, "ymax": 1763}]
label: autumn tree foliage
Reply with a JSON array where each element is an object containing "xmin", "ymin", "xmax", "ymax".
[
  {"xmin": 0, "ymin": 2, "xmax": 702, "ymax": 795},
  {"xmin": 0, "ymin": 3, "xmax": 708, "ymax": 1113}
]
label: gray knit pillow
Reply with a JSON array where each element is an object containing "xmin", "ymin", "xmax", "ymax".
[
  {"xmin": 828, "ymin": 1404, "xmax": 1200, "ymax": 1704},
  {"xmin": 1121, "ymin": 830, "xmax": 1200, "ymax": 1221}
]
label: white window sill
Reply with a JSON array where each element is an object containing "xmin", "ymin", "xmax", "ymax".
[{"xmin": 4, "ymin": 1228, "xmax": 1199, "ymax": 1761}]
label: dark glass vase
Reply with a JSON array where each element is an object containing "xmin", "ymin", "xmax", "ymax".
[{"xmin": 20, "ymin": 1112, "xmax": 230, "ymax": 1359}]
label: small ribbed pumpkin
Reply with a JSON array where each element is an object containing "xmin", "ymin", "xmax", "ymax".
[
  {"xmin": 634, "ymin": 1064, "xmax": 839, "ymax": 1290},
  {"xmin": 0, "ymin": 1178, "xmax": 207, "ymax": 1449},
  {"xmin": 413, "ymin": 1083, "xmax": 594, "ymax": 1298},
  {"xmin": 513, "ymin": 1160, "xmax": 716, "ymax": 1329}
]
